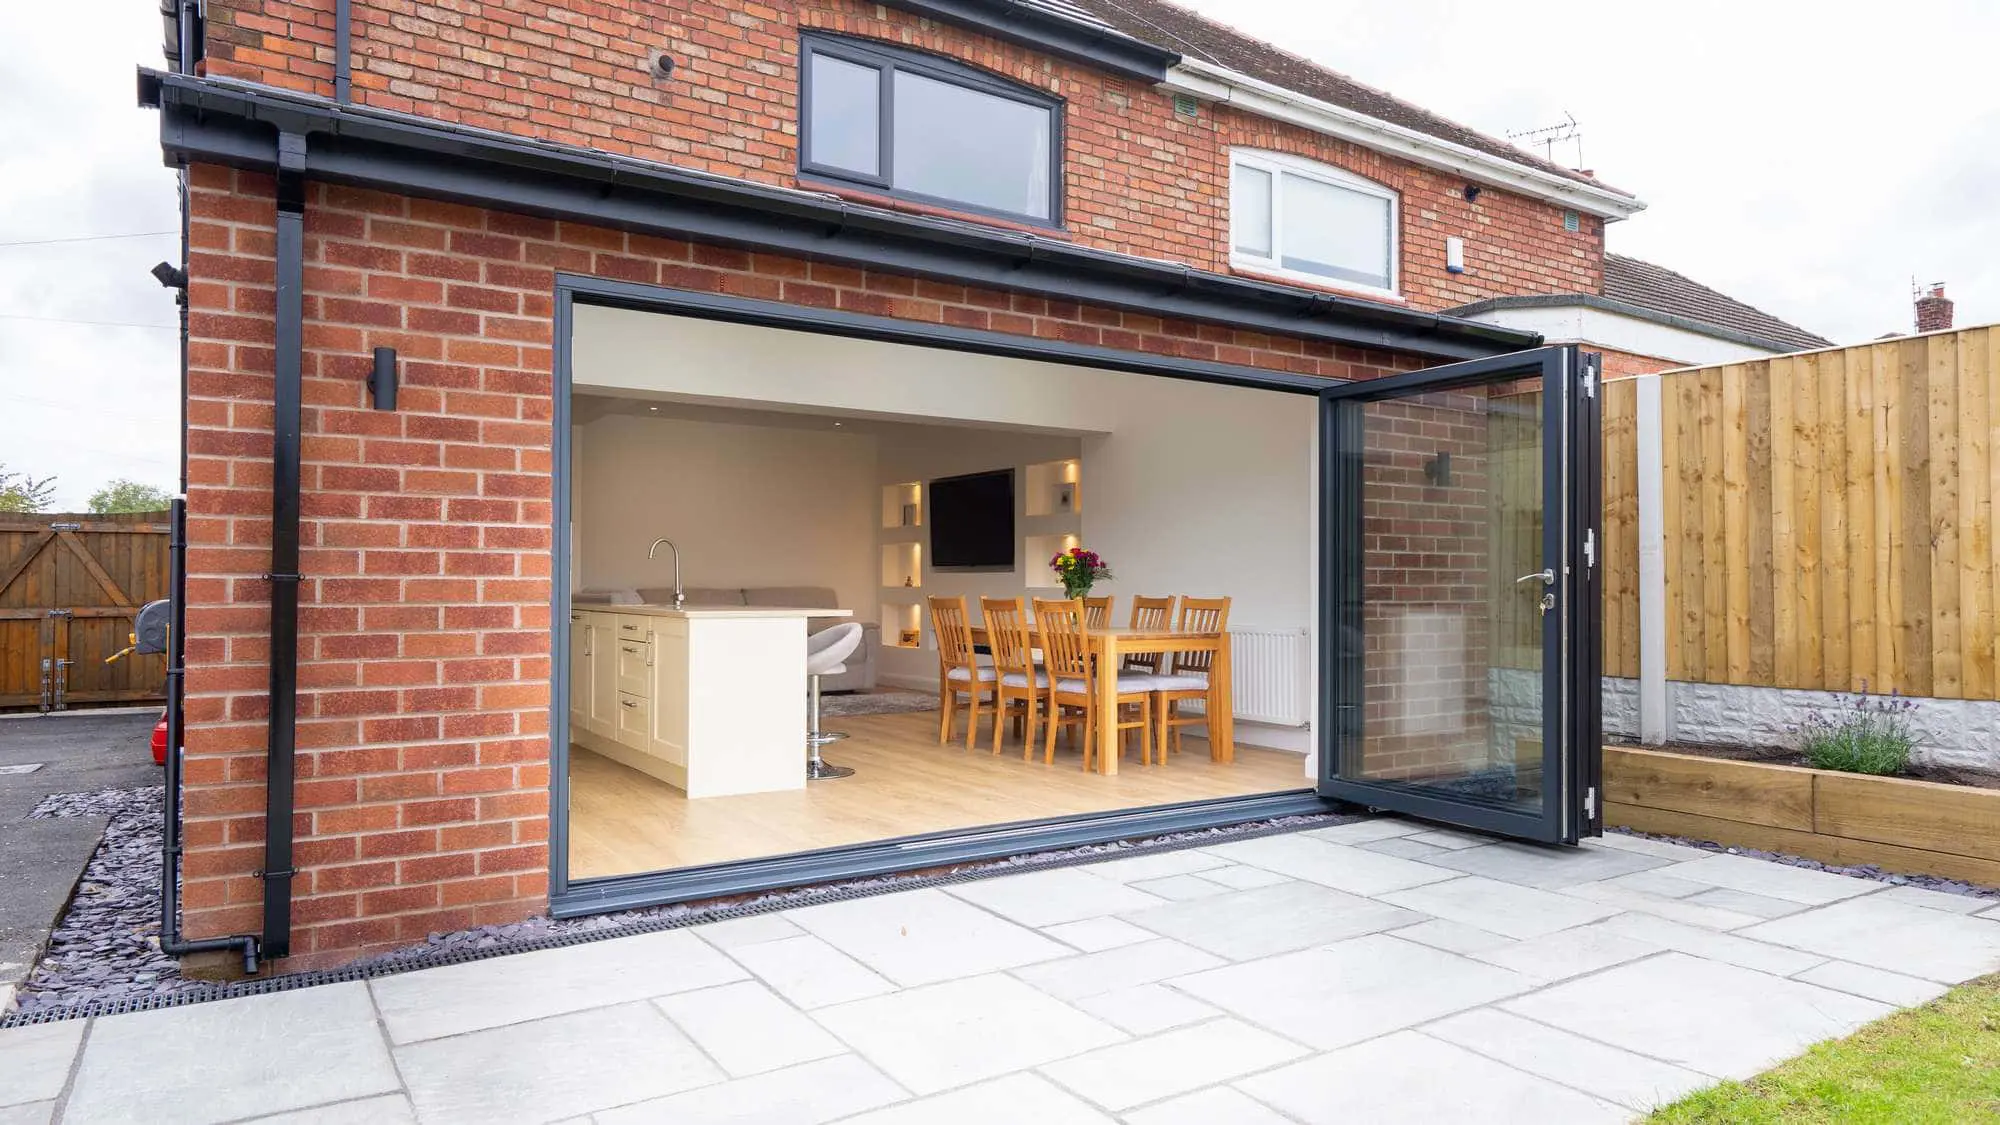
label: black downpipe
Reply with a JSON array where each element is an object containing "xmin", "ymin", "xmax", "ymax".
[
  {"xmin": 160, "ymin": 499, "xmax": 261, "ymax": 973},
  {"xmin": 261, "ymin": 132, "xmax": 308, "ymax": 962},
  {"xmin": 334, "ymin": 0, "xmax": 351, "ymax": 103}
]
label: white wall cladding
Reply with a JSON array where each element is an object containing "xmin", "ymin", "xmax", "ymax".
[{"xmin": 1602, "ymin": 676, "xmax": 2000, "ymax": 773}]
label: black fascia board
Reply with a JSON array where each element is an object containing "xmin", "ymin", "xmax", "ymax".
[
  {"xmin": 876, "ymin": 0, "xmax": 1178, "ymax": 82},
  {"xmin": 141, "ymin": 71, "xmax": 1542, "ymax": 361}
]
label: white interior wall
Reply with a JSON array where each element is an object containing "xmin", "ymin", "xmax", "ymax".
[
  {"xmin": 875, "ymin": 426, "xmax": 1083, "ymax": 685},
  {"xmin": 572, "ymin": 305, "xmax": 1318, "ymax": 758},
  {"xmin": 575, "ymin": 412, "xmax": 878, "ymax": 611}
]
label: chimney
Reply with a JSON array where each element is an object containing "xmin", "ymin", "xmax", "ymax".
[{"xmin": 1916, "ymin": 284, "xmax": 1954, "ymax": 333}]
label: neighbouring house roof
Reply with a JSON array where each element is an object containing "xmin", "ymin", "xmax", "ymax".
[
  {"xmin": 1064, "ymin": 0, "xmax": 1633, "ymax": 199},
  {"xmin": 1449, "ymin": 253, "xmax": 1835, "ymax": 357},
  {"xmin": 1602, "ymin": 254, "xmax": 1832, "ymax": 352}
]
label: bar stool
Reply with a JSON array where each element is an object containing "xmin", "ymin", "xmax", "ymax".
[{"xmin": 806, "ymin": 622, "xmax": 864, "ymax": 781}]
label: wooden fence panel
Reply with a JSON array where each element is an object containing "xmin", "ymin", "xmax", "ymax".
[
  {"xmin": 1612, "ymin": 325, "xmax": 2000, "ymax": 700},
  {"xmin": 0, "ymin": 511, "xmax": 170, "ymax": 711}
]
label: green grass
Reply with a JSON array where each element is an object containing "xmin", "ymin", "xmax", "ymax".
[{"xmin": 1646, "ymin": 975, "xmax": 2000, "ymax": 1124}]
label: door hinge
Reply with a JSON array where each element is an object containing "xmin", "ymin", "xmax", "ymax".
[
  {"xmin": 1580, "ymin": 354, "xmax": 1600, "ymax": 399},
  {"xmin": 1584, "ymin": 527, "xmax": 1596, "ymax": 568},
  {"xmin": 1584, "ymin": 786, "xmax": 1598, "ymax": 818}
]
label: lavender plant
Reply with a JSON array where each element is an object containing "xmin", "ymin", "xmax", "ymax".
[{"xmin": 1791, "ymin": 687, "xmax": 1919, "ymax": 776}]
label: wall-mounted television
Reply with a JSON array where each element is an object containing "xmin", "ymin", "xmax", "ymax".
[{"xmin": 928, "ymin": 469, "xmax": 1015, "ymax": 570}]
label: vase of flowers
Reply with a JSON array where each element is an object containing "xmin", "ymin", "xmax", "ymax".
[{"xmin": 1050, "ymin": 546, "xmax": 1112, "ymax": 600}]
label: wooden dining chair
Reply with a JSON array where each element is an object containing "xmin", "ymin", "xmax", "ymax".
[
  {"xmin": 981, "ymin": 596, "xmax": 1052, "ymax": 758},
  {"xmin": 1083, "ymin": 596, "xmax": 1113, "ymax": 630},
  {"xmin": 1153, "ymin": 596, "xmax": 1232, "ymax": 760},
  {"xmin": 1123, "ymin": 595, "xmax": 1176, "ymax": 673},
  {"xmin": 928, "ymin": 595, "xmax": 996, "ymax": 750},
  {"xmin": 1034, "ymin": 597, "xmax": 1155, "ymax": 768}
]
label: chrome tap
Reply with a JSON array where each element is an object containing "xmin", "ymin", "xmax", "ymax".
[{"xmin": 646, "ymin": 538, "xmax": 685, "ymax": 609}]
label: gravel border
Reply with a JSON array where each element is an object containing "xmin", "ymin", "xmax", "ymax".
[
  {"xmin": 11, "ymin": 784, "xmax": 1351, "ymax": 1016},
  {"xmin": 1607, "ymin": 825, "xmax": 2000, "ymax": 901}
]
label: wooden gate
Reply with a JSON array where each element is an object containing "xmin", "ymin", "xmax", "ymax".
[{"xmin": 0, "ymin": 511, "xmax": 170, "ymax": 711}]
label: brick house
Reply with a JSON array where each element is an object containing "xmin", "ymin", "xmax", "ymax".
[{"xmin": 145, "ymin": 0, "xmax": 1633, "ymax": 970}]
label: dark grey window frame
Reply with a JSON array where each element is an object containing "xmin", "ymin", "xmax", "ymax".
[{"xmin": 798, "ymin": 32, "xmax": 1066, "ymax": 229}]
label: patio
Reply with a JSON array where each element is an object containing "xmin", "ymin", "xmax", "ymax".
[{"xmin": 6, "ymin": 818, "xmax": 1999, "ymax": 1125}]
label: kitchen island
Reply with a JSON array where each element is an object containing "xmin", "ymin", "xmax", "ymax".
[{"xmin": 567, "ymin": 605, "xmax": 850, "ymax": 798}]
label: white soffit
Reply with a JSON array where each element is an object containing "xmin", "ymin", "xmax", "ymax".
[
  {"xmin": 1458, "ymin": 303, "xmax": 1781, "ymax": 368},
  {"xmin": 1162, "ymin": 58, "xmax": 1647, "ymax": 222}
]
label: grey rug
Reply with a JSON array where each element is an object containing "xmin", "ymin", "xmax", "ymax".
[{"xmin": 820, "ymin": 690, "xmax": 937, "ymax": 717}]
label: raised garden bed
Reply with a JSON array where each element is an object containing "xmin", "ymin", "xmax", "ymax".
[{"xmin": 1604, "ymin": 746, "xmax": 2000, "ymax": 887}]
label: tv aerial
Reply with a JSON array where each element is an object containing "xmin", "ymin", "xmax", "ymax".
[{"xmin": 1508, "ymin": 112, "xmax": 1584, "ymax": 169}]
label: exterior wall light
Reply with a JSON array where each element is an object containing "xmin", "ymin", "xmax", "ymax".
[{"xmin": 369, "ymin": 346, "xmax": 398, "ymax": 411}]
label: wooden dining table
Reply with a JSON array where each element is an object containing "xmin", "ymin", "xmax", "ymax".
[{"xmin": 968, "ymin": 620, "xmax": 1233, "ymax": 776}]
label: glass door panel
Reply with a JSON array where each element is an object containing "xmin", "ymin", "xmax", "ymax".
[{"xmin": 1320, "ymin": 347, "xmax": 1597, "ymax": 843}]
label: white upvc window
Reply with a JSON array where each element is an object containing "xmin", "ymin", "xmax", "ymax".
[{"xmin": 1229, "ymin": 149, "xmax": 1399, "ymax": 298}]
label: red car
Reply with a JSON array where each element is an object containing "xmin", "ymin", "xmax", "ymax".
[{"xmin": 151, "ymin": 711, "xmax": 169, "ymax": 766}]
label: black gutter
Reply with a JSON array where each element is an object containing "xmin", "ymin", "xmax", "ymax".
[
  {"xmin": 259, "ymin": 131, "xmax": 307, "ymax": 962},
  {"xmin": 160, "ymin": 498, "xmax": 261, "ymax": 974},
  {"xmin": 334, "ymin": 0, "xmax": 351, "ymax": 103},
  {"xmin": 138, "ymin": 71, "xmax": 1541, "ymax": 362},
  {"xmin": 877, "ymin": 0, "xmax": 1178, "ymax": 82}
]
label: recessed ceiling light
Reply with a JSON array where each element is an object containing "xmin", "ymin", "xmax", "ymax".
[
  {"xmin": 832, "ymin": 421, "xmax": 843, "ymax": 427},
  {"xmin": 648, "ymin": 405, "xmax": 659, "ymax": 411}
]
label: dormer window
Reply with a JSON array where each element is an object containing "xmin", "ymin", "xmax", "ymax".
[
  {"xmin": 800, "ymin": 34, "xmax": 1063, "ymax": 226},
  {"xmin": 1230, "ymin": 150, "xmax": 1398, "ymax": 297}
]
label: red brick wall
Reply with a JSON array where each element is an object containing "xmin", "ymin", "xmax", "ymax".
[
  {"xmin": 196, "ymin": 0, "xmax": 1603, "ymax": 312},
  {"xmin": 181, "ymin": 163, "xmax": 1421, "ymax": 965}
]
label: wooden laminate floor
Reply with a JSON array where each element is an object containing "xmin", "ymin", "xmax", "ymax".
[{"xmin": 567, "ymin": 708, "xmax": 1309, "ymax": 880}]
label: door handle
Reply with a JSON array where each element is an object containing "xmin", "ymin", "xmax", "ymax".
[{"xmin": 1514, "ymin": 569, "xmax": 1555, "ymax": 587}]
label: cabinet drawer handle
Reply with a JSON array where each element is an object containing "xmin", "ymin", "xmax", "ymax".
[
  {"xmin": 621, "ymin": 643, "xmax": 642, "ymax": 656},
  {"xmin": 621, "ymin": 699, "xmax": 638, "ymax": 709},
  {"xmin": 620, "ymin": 623, "xmax": 639, "ymax": 632}
]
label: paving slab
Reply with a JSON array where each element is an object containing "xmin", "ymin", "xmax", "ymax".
[
  {"xmin": 838, "ymin": 1072, "xmax": 1114, "ymax": 1125},
  {"xmin": 1742, "ymin": 894, "xmax": 2000, "ymax": 983},
  {"xmin": 1420, "ymin": 839, "xmax": 1671, "ymax": 889},
  {"xmin": 1585, "ymin": 833, "xmax": 1717, "ymax": 862},
  {"xmin": 654, "ymin": 980, "xmax": 846, "ymax": 1077},
  {"xmin": 1120, "ymin": 1086, "xmax": 1294, "ymax": 1125},
  {"xmin": 1072, "ymin": 850, "xmax": 1231, "ymax": 883},
  {"xmin": 1120, "ymin": 880, "xmax": 1424, "ymax": 961},
  {"xmin": 1792, "ymin": 960, "xmax": 1952, "ymax": 1007},
  {"xmin": 65, "ymin": 983, "xmax": 398, "ymax": 1124},
  {"xmin": 1683, "ymin": 886, "xmax": 1812, "ymax": 919},
  {"xmin": 1203, "ymin": 835, "xmax": 1457, "ymax": 895},
  {"xmin": 239, "ymin": 1094, "xmax": 419, "ymax": 1123},
  {"xmin": 592, "ymin": 1054, "xmax": 906, "ymax": 1125},
  {"xmin": 1467, "ymin": 921, "xmax": 1662, "ymax": 983},
  {"xmin": 1039, "ymin": 1018, "xmax": 1307, "ymax": 1111},
  {"xmin": 1503, "ymin": 952, "xmax": 1891, "ymax": 1079},
  {"xmin": 1069, "ymin": 983, "xmax": 1221, "ymax": 1035},
  {"xmin": 1354, "ymin": 835, "xmax": 1453, "ymax": 860},
  {"xmin": 394, "ymin": 1002, "xmax": 720, "ymax": 1125},
  {"xmin": 786, "ymin": 887, "xmax": 1070, "ymax": 987},
  {"xmin": 723, "ymin": 934, "xmax": 897, "ymax": 1010},
  {"xmin": 0, "ymin": 1019, "xmax": 86, "ymax": 1109},
  {"xmin": 1422, "ymin": 1007, "xmax": 1712, "ymax": 1112},
  {"xmin": 1170, "ymin": 933, "xmax": 1534, "ymax": 1050},
  {"xmin": 1007, "ymin": 937, "xmax": 1224, "ymax": 1001},
  {"xmin": 1192, "ymin": 863, "xmax": 1292, "ymax": 890},
  {"xmin": 1867, "ymin": 885, "xmax": 1995, "ymax": 915},
  {"xmin": 690, "ymin": 913, "xmax": 806, "ymax": 949},
  {"xmin": 1388, "ymin": 917, "xmax": 1515, "ymax": 955},
  {"xmin": 369, "ymin": 928, "xmax": 746, "ymax": 1044},
  {"xmin": 1592, "ymin": 911, "xmax": 1826, "ymax": 976},
  {"xmin": 1039, "ymin": 917, "xmax": 1155, "ymax": 953},
  {"xmin": 1561, "ymin": 879, "xmax": 1769, "ymax": 931},
  {"xmin": 941, "ymin": 867, "xmax": 1168, "ymax": 927},
  {"xmin": 1662, "ymin": 853, "xmax": 1881, "ymax": 905},
  {"xmin": 809, "ymin": 973, "xmax": 1123, "ymax": 1095},
  {"xmin": 0, "ymin": 1104, "xmax": 53, "ymax": 1125},
  {"xmin": 1239, "ymin": 1029, "xmax": 1627, "ymax": 1124},
  {"xmin": 1378, "ymin": 875, "xmax": 1620, "ymax": 939},
  {"xmin": 1126, "ymin": 873, "xmax": 1231, "ymax": 901},
  {"xmin": 1299, "ymin": 817, "xmax": 1425, "ymax": 844}
]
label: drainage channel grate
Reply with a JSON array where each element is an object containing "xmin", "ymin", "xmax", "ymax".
[{"xmin": 0, "ymin": 811, "xmax": 1359, "ymax": 1028}]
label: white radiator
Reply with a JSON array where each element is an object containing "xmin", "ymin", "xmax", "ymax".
[{"xmin": 1172, "ymin": 627, "xmax": 1312, "ymax": 727}]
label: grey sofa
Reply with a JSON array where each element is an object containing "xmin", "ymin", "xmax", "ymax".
[{"xmin": 633, "ymin": 585, "xmax": 879, "ymax": 692}]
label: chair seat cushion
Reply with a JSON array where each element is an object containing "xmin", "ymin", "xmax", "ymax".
[
  {"xmin": 946, "ymin": 665, "xmax": 998, "ymax": 682},
  {"xmin": 1149, "ymin": 674, "xmax": 1209, "ymax": 692},
  {"xmin": 1001, "ymin": 670, "xmax": 1050, "ymax": 688},
  {"xmin": 1053, "ymin": 673, "xmax": 1159, "ymax": 695}
]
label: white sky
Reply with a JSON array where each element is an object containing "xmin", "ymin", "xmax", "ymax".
[{"xmin": 3, "ymin": 2, "xmax": 1995, "ymax": 510}]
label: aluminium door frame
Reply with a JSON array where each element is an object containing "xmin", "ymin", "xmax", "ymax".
[
  {"xmin": 1316, "ymin": 345, "xmax": 1601, "ymax": 843},
  {"xmin": 546, "ymin": 274, "xmax": 1354, "ymax": 914}
]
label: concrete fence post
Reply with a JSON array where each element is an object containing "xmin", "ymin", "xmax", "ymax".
[{"xmin": 1635, "ymin": 374, "xmax": 1669, "ymax": 744}]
